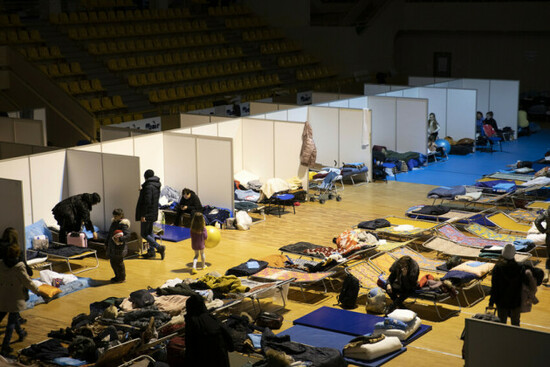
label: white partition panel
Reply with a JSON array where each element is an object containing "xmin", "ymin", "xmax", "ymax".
[
  {"xmin": 180, "ymin": 113, "xmax": 211, "ymax": 128},
  {"xmin": 339, "ymin": 109, "xmax": 371, "ymax": 180},
  {"xmin": 462, "ymin": 79, "xmax": 490, "ymax": 113},
  {"xmin": 489, "ymin": 79, "xmax": 519, "ymax": 135},
  {"xmin": 72, "ymin": 143, "xmax": 102, "ymax": 152},
  {"xmin": 396, "ymin": 98, "xmax": 428, "ymax": 153},
  {"xmin": 278, "ymin": 104, "xmax": 296, "ymax": 111},
  {"xmin": 349, "ymin": 97, "xmax": 368, "ymax": 109},
  {"xmin": 15, "ymin": 119, "xmax": 45, "ymax": 146},
  {"xmin": 266, "ymin": 110, "xmax": 288, "ymax": 120},
  {"xmin": 403, "ymin": 88, "xmax": 419, "ymax": 98},
  {"xmin": 308, "ymin": 106, "xmax": 339, "ymax": 166},
  {"xmin": 242, "ymin": 119, "xmax": 274, "ymax": 181},
  {"xmin": 274, "ymin": 121, "xmax": 307, "ymax": 187},
  {"xmin": 173, "ymin": 127, "xmax": 192, "ymax": 134},
  {"xmin": 133, "ymin": 133, "xmax": 165, "ymax": 183},
  {"xmin": 367, "ymin": 97, "xmax": 397, "ymax": 150},
  {"xmin": 312, "ymin": 92, "xmax": 341, "ymax": 104},
  {"xmin": 191, "ymin": 124, "xmax": 218, "ymax": 136},
  {"xmin": 102, "ymin": 153, "xmax": 140, "ymax": 231},
  {"xmin": 66, "ymin": 150, "xmax": 105, "ymax": 230},
  {"xmin": 196, "ymin": 138, "xmax": 233, "ymax": 210},
  {"xmin": 287, "ymin": 107, "xmax": 308, "ymax": 122},
  {"xmin": 431, "ymin": 81, "xmax": 450, "ymax": 88},
  {"xmin": 0, "ymin": 178, "xmax": 25, "ymax": 253},
  {"xmin": 249, "ymin": 101, "xmax": 279, "ymax": 115},
  {"xmin": 385, "ymin": 90, "xmax": 404, "ymax": 97},
  {"xmin": 447, "ymin": 89, "xmax": 477, "ymax": 140},
  {"xmin": 328, "ymin": 100, "xmax": 349, "ymax": 108},
  {"xmin": 163, "ymin": 134, "xmax": 197, "ymax": 193},
  {"xmin": 100, "ymin": 127, "xmax": 132, "ymax": 141},
  {"xmin": 418, "ymin": 87, "xmax": 448, "ymax": 136},
  {"xmin": 218, "ymin": 119, "xmax": 243, "ymax": 173},
  {"xmin": 101, "ymin": 137, "xmax": 134, "ymax": 156},
  {"xmin": 29, "ymin": 150, "xmax": 67, "ymax": 226},
  {"xmin": 364, "ymin": 84, "xmax": 392, "ymax": 96},
  {"xmin": 0, "ymin": 157, "xmax": 32, "ymax": 225}
]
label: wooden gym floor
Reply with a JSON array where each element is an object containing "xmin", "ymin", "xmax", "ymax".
[{"xmin": 4, "ymin": 181, "xmax": 550, "ymax": 366}]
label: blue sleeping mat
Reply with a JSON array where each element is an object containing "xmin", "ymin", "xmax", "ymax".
[
  {"xmin": 279, "ymin": 325, "xmax": 406, "ymax": 367},
  {"xmin": 154, "ymin": 223, "xmax": 191, "ymax": 242},
  {"xmin": 293, "ymin": 306, "xmax": 432, "ymax": 345}
]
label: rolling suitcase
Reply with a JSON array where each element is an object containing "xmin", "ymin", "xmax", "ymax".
[{"xmin": 67, "ymin": 232, "xmax": 87, "ymax": 247}]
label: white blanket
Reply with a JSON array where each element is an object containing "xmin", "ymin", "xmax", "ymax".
[
  {"xmin": 261, "ymin": 178, "xmax": 290, "ymax": 199},
  {"xmin": 344, "ymin": 336, "xmax": 402, "ymax": 361}
]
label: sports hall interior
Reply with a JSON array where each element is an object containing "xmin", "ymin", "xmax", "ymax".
[{"xmin": 1, "ymin": 1, "xmax": 550, "ymax": 366}]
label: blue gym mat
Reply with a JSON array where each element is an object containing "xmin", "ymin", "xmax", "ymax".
[
  {"xmin": 154, "ymin": 223, "xmax": 191, "ymax": 242},
  {"xmin": 293, "ymin": 306, "xmax": 432, "ymax": 345},
  {"xmin": 278, "ymin": 325, "xmax": 406, "ymax": 367}
]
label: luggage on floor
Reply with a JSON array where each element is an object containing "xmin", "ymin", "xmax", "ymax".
[
  {"xmin": 67, "ymin": 232, "xmax": 87, "ymax": 247},
  {"xmin": 256, "ymin": 311, "xmax": 284, "ymax": 330},
  {"xmin": 338, "ymin": 274, "xmax": 360, "ymax": 309}
]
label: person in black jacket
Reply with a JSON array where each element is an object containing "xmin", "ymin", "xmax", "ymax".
[
  {"xmin": 106, "ymin": 208, "xmax": 131, "ymax": 283},
  {"xmin": 184, "ymin": 294, "xmax": 233, "ymax": 367},
  {"xmin": 175, "ymin": 188, "xmax": 203, "ymax": 227},
  {"xmin": 135, "ymin": 169, "xmax": 165, "ymax": 259},
  {"xmin": 534, "ymin": 208, "xmax": 550, "ymax": 283},
  {"xmin": 385, "ymin": 256, "xmax": 420, "ymax": 312},
  {"xmin": 52, "ymin": 193, "xmax": 101, "ymax": 244},
  {"xmin": 489, "ymin": 243, "xmax": 523, "ymax": 326}
]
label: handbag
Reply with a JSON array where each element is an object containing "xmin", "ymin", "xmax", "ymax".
[{"xmin": 255, "ymin": 311, "xmax": 283, "ymax": 330}]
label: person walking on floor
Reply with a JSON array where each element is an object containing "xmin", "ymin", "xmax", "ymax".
[
  {"xmin": 51, "ymin": 193, "xmax": 101, "ymax": 244},
  {"xmin": 106, "ymin": 208, "xmax": 131, "ymax": 283},
  {"xmin": 489, "ymin": 243, "xmax": 523, "ymax": 326},
  {"xmin": 135, "ymin": 169, "xmax": 165, "ymax": 260},
  {"xmin": 0, "ymin": 244, "xmax": 44, "ymax": 357},
  {"xmin": 534, "ymin": 208, "xmax": 550, "ymax": 283},
  {"xmin": 190, "ymin": 212, "xmax": 207, "ymax": 275}
]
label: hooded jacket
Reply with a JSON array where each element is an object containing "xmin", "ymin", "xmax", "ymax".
[
  {"xmin": 106, "ymin": 218, "xmax": 131, "ymax": 258},
  {"xmin": 178, "ymin": 190, "xmax": 203, "ymax": 214},
  {"xmin": 387, "ymin": 256, "xmax": 420, "ymax": 295},
  {"xmin": 0, "ymin": 260, "xmax": 40, "ymax": 312},
  {"xmin": 52, "ymin": 193, "xmax": 99, "ymax": 232},
  {"xmin": 490, "ymin": 259, "xmax": 522, "ymax": 309},
  {"xmin": 135, "ymin": 176, "xmax": 161, "ymax": 222},
  {"xmin": 300, "ymin": 121, "xmax": 317, "ymax": 167}
]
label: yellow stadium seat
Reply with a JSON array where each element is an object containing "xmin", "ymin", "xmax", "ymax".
[
  {"xmin": 97, "ymin": 42, "xmax": 108, "ymax": 54},
  {"xmin": 184, "ymin": 85, "xmax": 194, "ymax": 98},
  {"xmin": 202, "ymin": 83, "xmax": 212, "ymax": 95},
  {"xmin": 137, "ymin": 74, "xmax": 147, "ymax": 85},
  {"xmin": 154, "ymin": 54, "xmax": 164, "ymax": 66},
  {"xmin": 165, "ymin": 70, "xmax": 176, "ymax": 83},
  {"xmin": 88, "ymin": 12, "xmax": 98, "ymax": 23},
  {"xmin": 88, "ymin": 43, "xmax": 99, "ymax": 54},
  {"xmin": 80, "ymin": 80, "xmax": 93, "ymax": 93},
  {"xmin": 117, "ymin": 58, "xmax": 128, "ymax": 70},
  {"xmin": 144, "ymin": 39, "xmax": 154, "ymax": 50},
  {"xmin": 27, "ymin": 47, "xmax": 39, "ymax": 60},
  {"xmin": 80, "ymin": 99, "xmax": 93, "ymax": 112},
  {"xmin": 163, "ymin": 54, "xmax": 173, "ymax": 65},
  {"xmin": 68, "ymin": 81, "xmax": 82, "ymax": 94},
  {"xmin": 133, "ymin": 9, "xmax": 143, "ymax": 20},
  {"xmin": 156, "ymin": 71, "xmax": 167, "ymax": 84},
  {"xmin": 128, "ymin": 74, "xmax": 139, "ymax": 87},
  {"xmin": 59, "ymin": 82, "xmax": 70, "ymax": 93},
  {"xmin": 102, "ymin": 97, "xmax": 115, "ymax": 110},
  {"xmin": 107, "ymin": 59, "xmax": 118, "ymax": 70},
  {"xmin": 91, "ymin": 79, "xmax": 104, "ymax": 91},
  {"xmin": 157, "ymin": 89, "xmax": 169, "ymax": 102},
  {"xmin": 90, "ymin": 98, "xmax": 102, "ymax": 112},
  {"xmin": 112, "ymin": 115, "xmax": 123, "ymax": 124},
  {"xmin": 176, "ymin": 86, "xmax": 185, "ymax": 99},
  {"xmin": 126, "ymin": 57, "xmax": 137, "ymax": 69},
  {"xmin": 182, "ymin": 68, "xmax": 192, "ymax": 80},
  {"xmin": 38, "ymin": 64, "xmax": 48, "ymax": 75},
  {"xmin": 173, "ymin": 70, "xmax": 184, "ymax": 81},
  {"xmin": 113, "ymin": 95, "xmax": 126, "ymax": 108},
  {"xmin": 97, "ymin": 11, "xmax": 108, "ymax": 23},
  {"xmin": 69, "ymin": 13, "xmax": 79, "ymax": 24},
  {"xmin": 145, "ymin": 55, "xmax": 155, "ymax": 67},
  {"xmin": 167, "ymin": 88, "xmax": 177, "ymax": 100},
  {"xmin": 47, "ymin": 64, "xmax": 61, "ymax": 77},
  {"xmin": 59, "ymin": 63, "xmax": 71, "ymax": 76},
  {"xmin": 149, "ymin": 90, "xmax": 160, "ymax": 103},
  {"xmin": 59, "ymin": 13, "xmax": 69, "ymax": 24},
  {"xmin": 70, "ymin": 62, "xmax": 83, "ymax": 75},
  {"xmin": 133, "ymin": 112, "xmax": 144, "ymax": 120},
  {"xmin": 50, "ymin": 46, "xmax": 62, "ymax": 58}
]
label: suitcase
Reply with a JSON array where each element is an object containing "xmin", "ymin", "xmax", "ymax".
[
  {"xmin": 255, "ymin": 311, "xmax": 284, "ymax": 330},
  {"xmin": 166, "ymin": 335, "xmax": 186, "ymax": 367},
  {"xmin": 67, "ymin": 232, "xmax": 87, "ymax": 247}
]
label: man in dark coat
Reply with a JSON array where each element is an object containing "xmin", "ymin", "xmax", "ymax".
[
  {"xmin": 175, "ymin": 188, "xmax": 203, "ymax": 226},
  {"xmin": 135, "ymin": 169, "xmax": 165, "ymax": 259},
  {"xmin": 52, "ymin": 193, "xmax": 101, "ymax": 244},
  {"xmin": 184, "ymin": 294, "xmax": 233, "ymax": 367}
]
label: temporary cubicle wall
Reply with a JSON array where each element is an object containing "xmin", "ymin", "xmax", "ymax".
[
  {"xmin": 0, "ymin": 150, "xmax": 140, "ymax": 233},
  {"xmin": 249, "ymin": 101, "xmax": 299, "ymax": 116},
  {"xmin": 0, "ymin": 141, "xmax": 57, "ymax": 159},
  {"xmin": 409, "ymin": 77, "xmax": 520, "ymax": 136},
  {"xmin": 373, "ymin": 86, "xmax": 477, "ymax": 140},
  {"xmin": 0, "ymin": 116, "xmax": 47, "ymax": 146},
  {"xmin": 173, "ymin": 118, "xmax": 308, "ymax": 189},
  {"xmin": 0, "ymin": 178, "xmax": 25, "ymax": 254},
  {"xmin": 100, "ymin": 125, "xmax": 150, "ymax": 142},
  {"xmin": 363, "ymin": 84, "xmax": 409, "ymax": 96},
  {"xmin": 73, "ymin": 132, "xmax": 235, "ymax": 211}
]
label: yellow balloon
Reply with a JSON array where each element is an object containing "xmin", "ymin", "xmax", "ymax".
[{"xmin": 204, "ymin": 225, "xmax": 221, "ymax": 248}]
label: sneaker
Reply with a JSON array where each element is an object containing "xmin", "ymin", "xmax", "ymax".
[
  {"xmin": 142, "ymin": 252, "xmax": 155, "ymax": 259},
  {"xmin": 1, "ymin": 346, "xmax": 13, "ymax": 356},
  {"xmin": 159, "ymin": 246, "xmax": 166, "ymax": 260},
  {"xmin": 110, "ymin": 277, "xmax": 125, "ymax": 284},
  {"xmin": 18, "ymin": 329, "xmax": 28, "ymax": 342},
  {"xmin": 191, "ymin": 268, "xmax": 197, "ymax": 275}
]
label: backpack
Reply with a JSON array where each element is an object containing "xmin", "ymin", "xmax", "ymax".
[
  {"xmin": 483, "ymin": 124, "xmax": 497, "ymax": 138},
  {"xmin": 337, "ymin": 274, "xmax": 360, "ymax": 309}
]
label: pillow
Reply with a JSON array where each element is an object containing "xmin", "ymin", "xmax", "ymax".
[
  {"xmin": 38, "ymin": 284, "xmax": 62, "ymax": 298},
  {"xmin": 450, "ymin": 261, "xmax": 494, "ymax": 278},
  {"xmin": 372, "ymin": 317, "xmax": 421, "ymax": 341},
  {"xmin": 80, "ymin": 225, "xmax": 100, "ymax": 239},
  {"xmin": 387, "ymin": 309, "xmax": 417, "ymax": 323},
  {"xmin": 25, "ymin": 219, "xmax": 53, "ymax": 250},
  {"xmin": 441, "ymin": 270, "xmax": 478, "ymax": 283}
]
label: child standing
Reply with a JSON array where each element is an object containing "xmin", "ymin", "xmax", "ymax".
[
  {"xmin": 190, "ymin": 212, "xmax": 207, "ymax": 275},
  {"xmin": 106, "ymin": 208, "xmax": 131, "ymax": 283}
]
